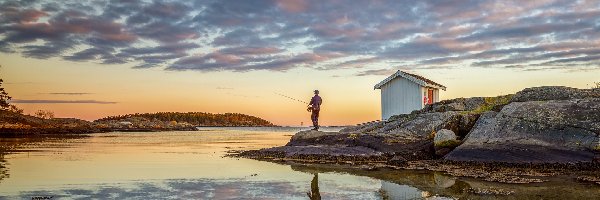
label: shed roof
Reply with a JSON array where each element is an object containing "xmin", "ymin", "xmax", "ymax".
[{"xmin": 374, "ymin": 70, "xmax": 446, "ymax": 90}]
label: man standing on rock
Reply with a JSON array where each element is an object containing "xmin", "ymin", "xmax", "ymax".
[{"xmin": 308, "ymin": 90, "xmax": 322, "ymax": 131}]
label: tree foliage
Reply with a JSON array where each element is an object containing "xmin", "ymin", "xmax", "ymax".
[
  {"xmin": 35, "ymin": 110, "xmax": 55, "ymax": 119},
  {"xmin": 8, "ymin": 105, "xmax": 23, "ymax": 114},
  {"xmin": 0, "ymin": 79, "xmax": 11, "ymax": 110},
  {"xmin": 96, "ymin": 112, "xmax": 274, "ymax": 126}
]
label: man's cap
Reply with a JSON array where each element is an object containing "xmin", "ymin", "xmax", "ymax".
[{"xmin": 314, "ymin": 90, "xmax": 319, "ymax": 93}]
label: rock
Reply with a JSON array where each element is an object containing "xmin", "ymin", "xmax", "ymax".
[
  {"xmin": 290, "ymin": 130, "xmax": 339, "ymax": 141},
  {"xmin": 457, "ymin": 113, "xmax": 480, "ymax": 138},
  {"xmin": 387, "ymin": 155, "xmax": 407, "ymax": 166},
  {"xmin": 434, "ymin": 173, "xmax": 456, "ymax": 189},
  {"xmin": 434, "ymin": 129, "xmax": 461, "ymax": 157},
  {"xmin": 434, "ymin": 129, "xmax": 457, "ymax": 144},
  {"xmin": 422, "ymin": 97, "xmax": 486, "ymax": 113},
  {"xmin": 445, "ymin": 98, "xmax": 600, "ymax": 163},
  {"xmin": 511, "ymin": 86, "xmax": 600, "ymax": 102},
  {"xmin": 292, "ymin": 111, "xmax": 474, "ymax": 161},
  {"xmin": 383, "ymin": 112, "xmax": 463, "ymax": 138},
  {"xmin": 434, "ymin": 148, "xmax": 454, "ymax": 157},
  {"xmin": 339, "ymin": 121, "xmax": 385, "ymax": 133},
  {"xmin": 239, "ymin": 145, "xmax": 388, "ymax": 163}
]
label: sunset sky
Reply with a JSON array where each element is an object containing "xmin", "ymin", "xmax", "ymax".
[{"xmin": 1, "ymin": 0, "xmax": 599, "ymax": 126}]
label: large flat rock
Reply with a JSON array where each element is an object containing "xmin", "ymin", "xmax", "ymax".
[{"xmin": 446, "ymin": 98, "xmax": 600, "ymax": 163}]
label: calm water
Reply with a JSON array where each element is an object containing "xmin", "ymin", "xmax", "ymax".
[{"xmin": 0, "ymin": 128, "xmax": 598, "ymax": 199}]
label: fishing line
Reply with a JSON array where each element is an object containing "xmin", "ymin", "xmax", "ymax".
[{"xmin": 274, "ymin": 92, "xmax": 308, "ymax": 104}]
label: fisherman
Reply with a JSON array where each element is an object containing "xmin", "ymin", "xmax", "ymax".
[{"xmin": 307, "ymin": 90, "xmax": 322, "ymax": 130}]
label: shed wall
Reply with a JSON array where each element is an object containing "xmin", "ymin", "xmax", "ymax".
[{"xmin": 380, "ymin": 77, "xmax": 422, "ymax": 120}]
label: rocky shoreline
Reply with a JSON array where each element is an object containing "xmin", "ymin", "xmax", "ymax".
[
  {"xmin": 234, "ymin": 86, "xmax": 600, "ymax": 184},
  {"xmin": 0, "ymin": 110, "xmax": 198, "ymax": 135}
]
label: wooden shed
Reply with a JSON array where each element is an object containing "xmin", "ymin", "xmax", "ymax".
[{"xmin": 374, "ymin": 70, "xmax": 446, "ymax": 120}]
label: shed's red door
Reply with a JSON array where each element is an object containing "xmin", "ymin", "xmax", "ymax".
[{"xmin": 427, "ymin": 89, "xmax": 434, "ymax": 104}]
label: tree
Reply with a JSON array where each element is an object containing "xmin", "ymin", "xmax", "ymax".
[
  {"xmin": 0, "ymin": 79, "xmax": 11, "ymax": 110},
  {"xmin": 0, "ymin": 78, "xmax": 24, "ymax": 114},
  {"xmin": 35, "ymin": 110, "xmax": 55, "ymax": 119},
  {"xmin": 8, "ymin": 105, "xmax": 23, "ymax": 114}
]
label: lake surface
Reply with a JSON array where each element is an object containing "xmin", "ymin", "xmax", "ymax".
[{"xmin": 0, "ymin": 128, "xmax": 598, "ymax": 199}]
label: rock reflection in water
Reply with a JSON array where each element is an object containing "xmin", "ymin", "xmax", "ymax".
[{"xmin": 288, "ymin": 163, "xmax": 600, "ymax": 200}]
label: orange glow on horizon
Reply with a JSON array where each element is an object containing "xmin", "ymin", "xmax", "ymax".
[{"xmin": 3, "ymin": 55, "xmax": 599, "ymax": 126}]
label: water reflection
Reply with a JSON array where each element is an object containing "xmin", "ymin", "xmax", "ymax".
[
  {"xmin": 0, "ymin": 130, "xmax": 597, "ymax": 199},
  {"xmin": 0, "ymin": 154, "xmax": 8, "ymax": 182},
  {"xmin": 13, "ymin": 179, "xmax": 308, "ymax": 199},
  {"xmin": 288, "ymin": 163, "xmax": 600, "ymax": 200},
  {"xmin": 0, "ymin": 135, "xmax": 88, "ymax": 184},
  {"xmin": 307, "ymin": 173, "xmax": 321, "ymax": 200}
]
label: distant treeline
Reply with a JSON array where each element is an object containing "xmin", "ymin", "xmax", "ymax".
[{"xmin": 96, "ymin": 112, "xmax": 274, "ymax": 127}]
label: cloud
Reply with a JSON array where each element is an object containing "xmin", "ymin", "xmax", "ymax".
[
  {"xmin": 355, "ymin": 68, "xmax": 397, "ymax": 76},
  {"xmin": 11, "ymin": 99, "xmax": 117, "ymax": 104},
  {"xmin": 220, "ymin": 46, "xmax": 283, "ymax": 55},
  {"xmin": 1, "ymin": 0, "xmax": 600, "ymax": 72},
  {"xmin": 168, "ymin": 52, "xmax": 343, "ymax": 72},
  {"xmin": 276, "ymin": 0, "xmax": 310, "ymax": 13}
]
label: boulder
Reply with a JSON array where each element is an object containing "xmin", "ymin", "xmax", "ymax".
[
  {"xmin": 445, "ymin": 98, "xmax": 600, "ymax": 163},
  {"xmin": 434, "ymin": 129, "xmax": 457, "ymax": 145},
  {"xmin": 434, "ymin": 129, "xmax": 461, "ymax": 157}
]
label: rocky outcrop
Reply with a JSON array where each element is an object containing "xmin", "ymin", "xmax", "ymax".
[
  {"xmin": 243, "ymin": 110, "xmax": 481, "ymax": 163},
  {"xmin": 240, "ymin": 86, "xmax": 600, "ymax": 167},
  {"xmin": 0, "ymin": 110, "xmax": 104, "ymax": 134},
  {"xmin": 94, "ymin": 117, "xmax": 198, "ymax": 132},
  {"xmin": 421, "ymin": 97, "xmax": 486, "ymax": 113},
  {"xmin": 445, "ymin": 98, "xmax": 600, "ymax": 163},
  {"xmin": 510, "ymin": 86, "xmax": 600, "ymax": 102},
  {"xmin": 0, "ymin": 110, "xmax": 198, "ymax": 134}
]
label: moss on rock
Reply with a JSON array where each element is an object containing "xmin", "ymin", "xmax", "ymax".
[
  {"xmin": 468, "ymin": 94, "xmax": 513, "ymax": 114},
  {"xmin": 435, "ymin": 140, "xmax": 462, "ymax": 148}
]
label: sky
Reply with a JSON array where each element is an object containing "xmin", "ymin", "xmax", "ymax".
[{"xmin": 1, "ymin": 0, "xmax": 600, "ymax": 126}]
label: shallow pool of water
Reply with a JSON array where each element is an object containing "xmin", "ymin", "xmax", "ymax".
[{"xmin": 0, "ymin": 128, "xmax": 597, "ymax": 199}]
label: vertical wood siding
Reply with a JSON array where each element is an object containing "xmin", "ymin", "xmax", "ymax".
[{"xmin": 380, "ymin": 77, "xmax": 423, "ymax": 120}]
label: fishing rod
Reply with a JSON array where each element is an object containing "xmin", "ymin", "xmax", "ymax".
[{"xmin": 274, "ymin": 92, "xmax": 308, "ymax": 104}]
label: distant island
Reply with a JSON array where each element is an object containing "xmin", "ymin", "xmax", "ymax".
[
  {"xmin": 0, "ymin": 78, "xmax": 274, "ymax": 134},
  {"xmin": 0, "ymin": 111, "xmax": 275, "ymax": 135},
  {"xmin": 96, "ymin": 112, "xmax": 275, "ymax": 128}
]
